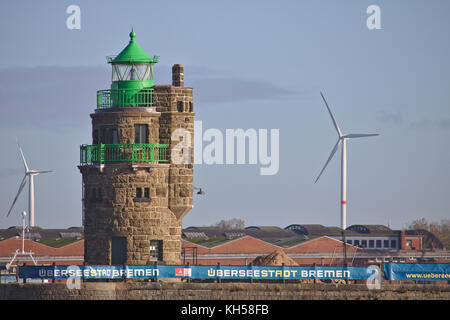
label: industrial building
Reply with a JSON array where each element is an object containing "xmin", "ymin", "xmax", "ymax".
[
  {"xmin": 0, "ymin": 224, "xmax": 447, "ymax": 268},
  {"xmin": 181, "ymin": 224, "xmax": 446, "ymax": 266}
]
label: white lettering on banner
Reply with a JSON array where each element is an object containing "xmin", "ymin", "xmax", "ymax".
[{"xmin": 324, "ymin": 270, "xmax": 335, "ymax": 278}]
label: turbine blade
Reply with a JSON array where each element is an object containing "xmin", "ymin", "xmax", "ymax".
[
  {"xmin": 343, "ymin": 133, "xmax": 379, "ymax": 139},
  {"xmin": 16, "ymin": 139, "xmax": 29, "ymax": 172},
  {"xmin": 320, "ymin": 92, "xmax": 343, "ymax": 137},
  {"xmin": 315, "ymin": 139, "xmax": 341, "ymax": 183},
  {"xmin": 33, "ymin": 170, "xmax": 53, "ymax": 174},
  {"xmin": 6, "ymin": 175, "xmax": 29, "ymax": 217}
]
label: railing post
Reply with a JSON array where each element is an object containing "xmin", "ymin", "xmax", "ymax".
[
  {"xmin": 131, "ymin": 144, "xmax": 135, "ymax": 163},
  {"xmin": 151, "ymin": 144, "xmax": 155, "ymax": 162},
  {"xmin": 100, "ymin": 144, "xmax": 105, "ymax": 164},
  {"xmin": 23, "ymin": 263, "xmax": 26, "ymax": 284}
]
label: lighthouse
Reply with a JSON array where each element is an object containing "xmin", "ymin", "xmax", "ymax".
[{"xmin": 79, "ymin": 30, "xmax": 194, "ymax": 265}]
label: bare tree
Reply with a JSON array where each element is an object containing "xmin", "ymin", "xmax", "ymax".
[
  {"xmin": 212, "ymin": 218, "xmax": 245, "ymax": 230},
  {"xmin": 406, "ymin": 218, "xmax": 450, "ymax": 249}
]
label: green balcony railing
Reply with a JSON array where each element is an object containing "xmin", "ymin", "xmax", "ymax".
[
  {"xmin": 97, "ymin": 88, "xmax": 154, "ymax": 108},
  {"xmin": 80, "ymin": 143, "xmax": 168, "ymax": 165}
]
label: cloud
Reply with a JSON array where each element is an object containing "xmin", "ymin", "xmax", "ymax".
[
  {"xmin": 155, "ymin": 64, "xmax": 297, "ymax": 104},
  {"xmin": 0, "ymin": 66, "xmax": 109, "ymax": 128},
  {"xmin": 375, "ymin": 110, "xmax": 450, "ymax": 130},
  {"xmin": 191, "ymin": 77, "xmax": 296, "ymax": 104},
  {"xmin": 0, "ymin": 65, "xmax": 298, "ymax": 129},
  {"xmin": 376, "ymin": 110, "xmax": 403, "ymax": 125},
  {"xmin": 0, "ymin": 168, "xmax": 22, "ymax": 178},
  {"xmin": 409, "ymin": 118, "xmax": 450, "ymax": 129}
]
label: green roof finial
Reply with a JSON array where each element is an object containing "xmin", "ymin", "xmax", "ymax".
[{"xmin": 130, "ymin": 28, "xmax": 136, "ymax": 42}]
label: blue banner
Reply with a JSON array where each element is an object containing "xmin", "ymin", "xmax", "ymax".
[
  {"xmin": 19, "ymin": 265, "xmax": 374, "ymax": 280},
  {"xmin": 18, "ymin": 265, "xmax": 376, "ymax": 281},
  {"xmin": 384, "ymin": 263, "xmax": 450, "ymax": 281}
]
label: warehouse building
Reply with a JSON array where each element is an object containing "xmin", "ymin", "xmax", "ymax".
[{"xmin": 0, "ymin": 224, "xmax": 447, "ymax": 267}]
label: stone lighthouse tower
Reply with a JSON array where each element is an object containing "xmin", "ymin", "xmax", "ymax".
[{"xmin": 79, "ymin": 30, "xmax": 194, "ymax": 265}]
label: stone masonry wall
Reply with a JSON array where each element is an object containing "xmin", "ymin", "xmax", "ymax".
[
  {"xmin": 155, "ymin": 85, "xmax": 194, "ymax": 221},
  {"xmin": 1, "ymin": 282, "xmax": 449, "ymax": 300},
  {"xmin": 81, "ymin": 164, "xmax": 183, "ymax": 265}
]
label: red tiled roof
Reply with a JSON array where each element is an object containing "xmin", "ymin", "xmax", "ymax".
[{"xmin": 0, "ymin": 238, "xmax": 84, "ymax": 257}]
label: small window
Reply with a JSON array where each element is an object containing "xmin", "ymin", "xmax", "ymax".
[
  {"xmin": 149, "ymin": 240, "xmax": 163, "ymax": 261},
  {"xmin": 361, "ymin": 240, "xmax": 367, "ymax": 248},
  {"xmin": 144, "ymin": 187, "xmax": 150, "ymax": 198},
  {"xmin": 134, "ymin": 124, "xmax": 148, "ymax": 144},
  {"xmin": 390, "ymin": 240, "xmax": 397, "ymax": 249},
  {"xmin": 369, "ymin": 240, "xmax": 375, "ymax": 248},
  {"xmin": 111, "ymin": 237, "xmax": 127, "ymax": 265},
  {"xmin": 354, "ymin": 240, "xmax": 360, "ymax": 247},
  {"xmin": 346, "ymin": 240, "xmax": 352, "ymax": 245},
  {"xmin": 376, "ymin": 240, "xmax": 382, "ymax": 248},
  {"xmin": 383, "ymin": 240, "xmax": 389, "ymax": 248},
  {"xmin": 112, "ymin": 128, "xmax": 118, "ymax": 144},
  {"xmin": 136, "ymin": 188, "xmax": 142, "ymax": 198},
  {"xmin": 177, "ymin": 101, "xmax": 183, "ymax": 112},
  {"xmin": 189, "ymin": 102, "xmax": 193, "ymax": 112}
]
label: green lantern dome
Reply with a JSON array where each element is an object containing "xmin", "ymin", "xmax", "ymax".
[
  {"xmin": 98, "ymin": 29, "xmax": 159, "ymax": 108},
  {"xmin": 110, "ymin": 29, "xmax": 157, "ymax": 64}
]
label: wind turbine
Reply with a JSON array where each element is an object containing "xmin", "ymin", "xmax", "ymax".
[
  {"xmin": 315, "ymin": 92, "xmax": 379, "ymax": 230},
  {"xmin": 6, "ymin": 141, "xmax": 52, "ymax": 227}
]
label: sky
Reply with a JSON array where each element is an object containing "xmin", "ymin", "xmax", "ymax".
[{"xmin": 0, "ymin": 0, "xmax": 449, "ymax": 230}]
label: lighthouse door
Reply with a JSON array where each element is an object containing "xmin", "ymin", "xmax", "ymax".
[{"xmin": 111, "ymin": 237, "xmax": 127, "ymax": 265}]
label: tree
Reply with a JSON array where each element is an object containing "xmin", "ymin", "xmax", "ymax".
[
  {"xmin": 212, "ymin": 218, "xmax": 245, "ymax": 230},
  {"xmin": 406, "ymin": 218, "xmax": 450, "ymax": 249}
]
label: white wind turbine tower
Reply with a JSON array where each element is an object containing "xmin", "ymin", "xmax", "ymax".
[
  {"xmin": 6, "ymin": 141, "xmax": 52, "ymax": 227},
  {"xmin": 315, "ymin": 92, "xmax": 379, "ymax": 230}
]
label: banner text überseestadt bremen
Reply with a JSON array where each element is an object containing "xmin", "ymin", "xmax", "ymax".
[{"xmin": 19, "ymin": 265, "xmax": 375, "ymax": 280}]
